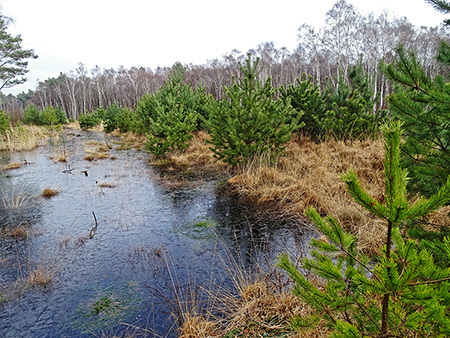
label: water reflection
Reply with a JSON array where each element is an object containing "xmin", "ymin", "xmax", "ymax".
[{"xmin": 0, "ymin": 128, "xmax": 310, "ymax": 337}]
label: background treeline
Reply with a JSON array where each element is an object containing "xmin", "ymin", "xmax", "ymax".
[{"xmin": 1, "ymin": 0, "xmax": 449, "ymax": 119}]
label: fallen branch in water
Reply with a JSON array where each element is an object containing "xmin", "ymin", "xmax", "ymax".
[{"xmin": 89, "ymin": 211, "xmax": 98, "ymax": 239}]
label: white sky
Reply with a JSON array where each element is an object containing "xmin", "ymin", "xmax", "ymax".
[{"xmin": 1, "ymin": 0, "xmax": 448, "ymax": 95}]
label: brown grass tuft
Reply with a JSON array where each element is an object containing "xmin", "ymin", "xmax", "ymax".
[
  {"xmin": 10, "ymin": 227, "xmax": 28, "ymax": 239},
  {"xmin": 179, "ymin": 315, "xmax": 222, "ymax": 338},
  {"xmin": 427, "ymin": 205, "xmax": 450, "ymax": 228},
  {"xmin": 165, "ymin": 132, "xmax": 230, "ymax": 178},
  {"xmin": 114, "ymin": 132, "xmax": 147, "ymax": 150},
  {"xmin": 84, "ymin": 141, "xmax": 111, "ymax": 161},
  {"xmin": 98, "ymin": 182, "xmax": 116, "ymax": 188},
  {"xmin": 179, "ymin": 279, "xmax": 330, "ymax": 338},
  {"xmin": 1, "ymin": 162, "xmax": 22, "ymax": 170},
  {"xmin": 42, "ymin": 188, "xmax": 59, "ymax": 199},
  {"xmin": 1, "ymin": 225, "xmax": 28, "ymax": 240},
  {"xmin": 28, "ymin": 268, "xmax": 53, "ymax": 287}
]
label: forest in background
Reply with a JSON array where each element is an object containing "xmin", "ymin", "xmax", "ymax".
[{"xmin": 0, "ymin": 0, "xmax": 449, "ymax": 119}]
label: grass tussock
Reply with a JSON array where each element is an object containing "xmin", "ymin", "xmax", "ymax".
[
  {"xmin": 227, "ymin": 136, "xmax": 387, "ymax": 255},
  {"xmin": 41, "ymin": 188, "xmax": 60, "ymax": 199},
  {"xmin": 98, "ymin": 182, "xmax": 116, "ymax": 188},
  {"xmin": 28, "ymin": 267, "xmax": 53, "ymax": 287},
  {"xmin": 84, "ymin": 141, "xmax": 111, "ymax": 161},
  {"xmin": 114, "ymin": 131, "xmax": 147, "ymax": 150},
  {"xmin": 158, "ymin": 131, "xmax": 230, "ymax": 180},
  {"xmin": 1, "ymin": 225, "xmax": 28, "ymax": 240},
  {"xmin": 0, "ymin": 185, "xmax": 33, "ymax": 210},
  {"xmin": 1, "ymin": 162, "xmax": 22, "ymax": 170},
  {"xmin": 179, "ymin": 280, "xmax": 329, "ymax": 338},
  {"xmin": 0, "ymin": 124, "xmax": 60, "ymax": 152}
]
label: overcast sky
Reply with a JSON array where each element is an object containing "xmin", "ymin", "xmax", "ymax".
[{"xmin": 1, "ymin": 0, "xmax": 447, "ymax": 95}]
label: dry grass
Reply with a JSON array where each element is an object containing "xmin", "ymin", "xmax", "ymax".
[
  {"xmin": 98, "ymin": 182, "xmax": 116, "ymax": 188},
  {"xmin": 0, "ymin": 124, "xmax": 60, "ymax": 152},
  {"xmin": 158, "ymin": 131, "xmax": 230, "ymax": 179},
  {"xmin": 179, "ymin": 315, "xmax": 222, "ymax": 338},
  {"xmin": 0, "ymin": 185, "xmax": 33, "ymax": 209},
  {"xmin": 84, "ymin": 140, "xmax": 111, "ymax": 161},
  {"xmin": 10, "ymin": 227, "xmax": 28, "ymax": 239},
  {"xmin": 1, "ymin": 225, "xmax": 28, "ymax": 240},
  {"xmin": 114, "ymin": 132, "xmax": 147, "ymax": 150},
  {"xmin": 41, "ymin": 188, "xmax": 60, "ymax": 199},
  {"xmin": 28, "ymin": 267, "xmax": 53, "ymax": 287},
  {"xmin": 1, "ymin": 162, "xmax": 22, "ymax": 170},
  {"xmin": 226, "ymin": 136, "xmax": 387, "ymax": 255},
  {"xmin": 179, "ymin": 280, "xmax": 330, "ymax": 338}
]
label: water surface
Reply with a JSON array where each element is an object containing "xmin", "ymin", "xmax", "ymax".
[{"xmin": 0, "ymin": 128, "xmax": 310, "ymax": 337}]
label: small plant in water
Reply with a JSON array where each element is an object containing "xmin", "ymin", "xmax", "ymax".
[
  {"xmin": 193, "ymin": 220, "xmax": 217, "ymax": 228},
  {"xmin": 28, "ymin": 268, "xmax": 53, "ymax": 287},
  {"xmin": 0, "ymin": 185, "xmax": 33, "ymax": 209},
  {"xmin": 1, "ymin": 162, "xmax": 21, "ymax": 170},
  {"xmin": 92, "ymin": 295, "xmax": 117, "ymax": 316},
  {"xmin": 72, "ymin": 283, "xmax": 143, "ymax": 334},
  {"xmin": 42, "ymin": 188, "xmax": 59, "ymax": 199}
]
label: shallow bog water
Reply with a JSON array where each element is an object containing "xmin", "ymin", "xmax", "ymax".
[{"xmin": 0, "ymin": 128, "xmax": 310, "ymax": 338}]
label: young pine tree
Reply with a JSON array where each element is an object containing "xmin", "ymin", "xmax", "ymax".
[
  {"xmin": 382, "ymin": 46, "xmax": 450, "ymax": 197},
  {"xmin": 320, "ymin": 61, "xmax": 382, "ymax": 141},
  {"xmin": 278, "ymin": 121, "xmax": 450, "ymax": 337},
  {"xmin": 145, "ymin": 63, "xmax": 198, "ymax": 156},
  {"xmin": 205, "ymin": 55, "xmax": 302, "ymax": 167},
  {"xmin": 279, "ymin": 74, "xmax": 326, "ymax": 141}
]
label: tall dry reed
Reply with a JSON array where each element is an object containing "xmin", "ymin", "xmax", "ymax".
[{"xmin": 0, "ymin": 124, "xmax": 61, "ymax": 152}]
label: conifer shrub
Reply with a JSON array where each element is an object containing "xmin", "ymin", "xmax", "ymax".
[
  {"xmin": 0, "ymin": 111, "xmax": 10, "ymax": 134},
  {"xmin": 382, "ymin": 45, "xmax": 450, "ymax": 197},
  {"xmin": 135, "ymin": 93, "xmax": 160, "ymax": 134},
  {"xmin": 78, "ymin": 111, "xmax": 102, "ymax": 129},
  {"xmin": 22, "ymin": 105, "xmax": 67, "ymax": 126},
  {"xmin": 205, "ymin": 55, "xmax": 302, "ymax": 167},
  {"xmin": 278, "ymin": 121, "xmax": 450, "ymax": 337},
  {"xmin": 38, "ymin": 106, "xmax": 60, "ymax": 126},
  {"xmin": 280, "ymin": 75, "xmax": 326, "ymax": 141},
  {"xmin": 144, "ymin": 63, "xmax": 199, "ymax": 156},
  {"xmin": 23, "ymin": 104, "xmax": 40, "ymax": 125},
  {"xmin": 320, "ymin": 62, "xmax": 383, "ymax": 141},
  {"xmin": 102, "ymin": 103, "xmax": 135, "ymax": 133}
]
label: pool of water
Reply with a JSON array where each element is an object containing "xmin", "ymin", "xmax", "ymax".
[{"xmin": 0, "ymin": 128, "xmax": 311, "ymax": 337}]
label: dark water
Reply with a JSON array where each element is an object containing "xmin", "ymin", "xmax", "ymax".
[{"xmin": 0, "ymin": 129, "xmax": 310, "ymax": 338}]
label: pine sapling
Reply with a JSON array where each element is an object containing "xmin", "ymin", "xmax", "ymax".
[{"xmin": 278, "ymin": 121, "xmax": 450, "ymax": 337}]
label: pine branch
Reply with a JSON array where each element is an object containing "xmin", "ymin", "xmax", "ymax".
[
  {"xmin": 409, "ymin": 276, "xmax": 450, "ymax": 286},
  {"xmin": 425, "ymin": 0, "xmax": 450, "ymax": 14}
]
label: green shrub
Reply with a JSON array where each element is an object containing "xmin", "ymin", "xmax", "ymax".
[
  {"xmin": 54, "ymin": 106, "xmax": 67, "ymax": 124},
  {"xmin": 114, "ymin": 107, "xmax": 138, "ymax": 133},
  {"xmin": 78, "ymin": 111, "xmax": 102, "ymax": 129},
  {"xmin": 205, "ymin": 55, "xmax": 302, "ymax": 167},
  {"xmin": 23, "ymin": 104, "xmax": 40, "ymax": 125},
  {"xmin": 145, "ymin": 63, "xmax": 198, "ymax": 156},
  {"xmin": 39, "ymin": 106, "xmax": 60, "ymax": 126},
  {"xmin": 280, "ymin": 75, "xmax": 326, "ymax": 140},
  {"xmin": 0, "ymin": 111, "xmax": 10, "ymax": 134},
  {"xmin": 135, "ymin": 93, "xmax": 160, "ymax": 134},
  {"xmin": 382, "ymin": 45, "xmax": 450, "ymax": 197},
  {"xmin": 320, "ymin": 62, "xmax": 383, "ymax": 141},
  {"xmin": 103, "ymin": 103, "xmax": 126, "ymax": 133}
]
